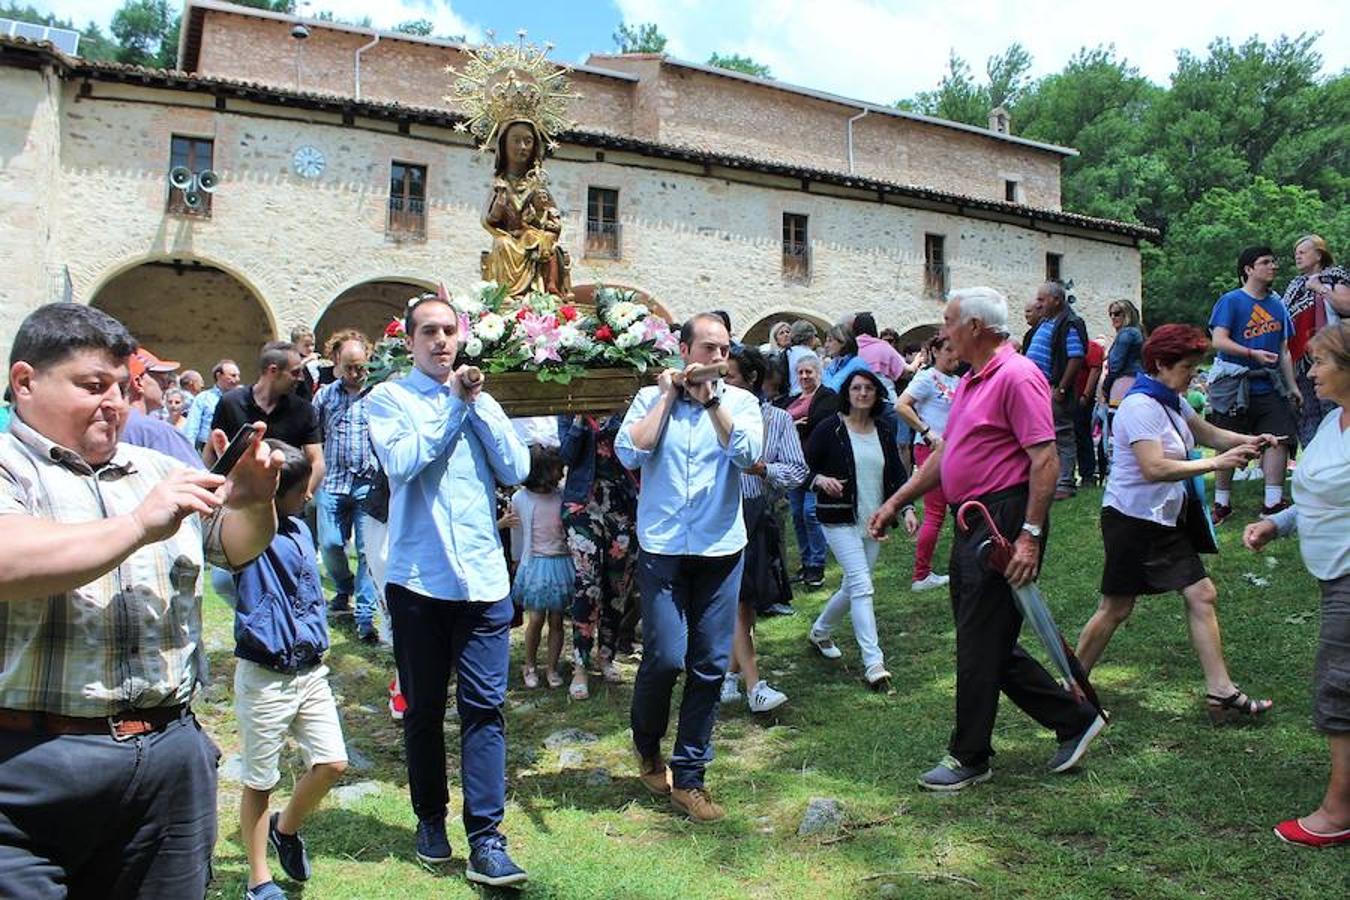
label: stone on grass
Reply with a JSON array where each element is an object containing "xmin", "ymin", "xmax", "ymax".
[
  {"xmin": 332, "ymin": 781, "xmax": 381, "ymax": 806},
  {"xmin": 543, "ymin": 728, "xmax": 598, "ymax": 750},
  {"xmin": 558, "ymin": 748, "xmax": 586, "ymax": 769},
  {"xmin": 219, "ymin": 754, "xmax": 245, "ymax": 783},
  {"xmin": 345, "ymin": 744, "xmax": 374, "ymax": 772},
  {"xmin": 797, "ymin": 797, "xmax": 844, "ymax": 836},
  {"xmin": 877, "ymin": 883, "xmax": 901, "ymax": 898},
  {"xmin": 584, "ymin": 768, "xmax": 611, "ymax": 786}
]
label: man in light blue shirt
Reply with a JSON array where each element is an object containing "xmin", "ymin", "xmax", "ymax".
[
  {"xmin": 184, "ymin": 358, "xmax": 240, "ymax": 451},
  {"xmin": 616, "ymin": 312, "xmax": 763, "ymax": 822},
  {"xmin": 366, "ymin": 294, "xmax": 530, "ymax": 888}
]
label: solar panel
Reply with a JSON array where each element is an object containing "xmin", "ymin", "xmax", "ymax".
[{"xmin": 0, "ymin": 18, "xmax": 82, "ymax": 56}]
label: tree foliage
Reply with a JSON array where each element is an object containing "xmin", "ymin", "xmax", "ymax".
[
  {"xmin": 613, "ymin": 22, "xmax": 667, "ymax": 54},
  {"xmin": 707, "ymin": 52, "xmax": 772, "ymax": 79}
]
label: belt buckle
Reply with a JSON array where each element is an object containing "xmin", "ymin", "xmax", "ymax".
[{"xmin": 107, "ymin": 714, "xmax": 135, "ymax": 742}]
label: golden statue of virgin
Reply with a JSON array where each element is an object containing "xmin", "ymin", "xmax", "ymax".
[
  {"xmin": 445, "ymin": 32, "xmax": 578, "ymax": 300},
  {"xmin": 481, "ymin": 120, "xmax": 571, "ymax": 297}
]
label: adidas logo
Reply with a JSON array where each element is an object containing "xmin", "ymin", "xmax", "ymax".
[{"xmin": 1243, "ymin": 304, "xmax": 1281, "ymax": 340}]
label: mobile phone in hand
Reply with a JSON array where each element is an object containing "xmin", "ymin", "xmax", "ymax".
[{"xmin": 210, "ymin": 425, "xmax": 256, "ymax": 476}]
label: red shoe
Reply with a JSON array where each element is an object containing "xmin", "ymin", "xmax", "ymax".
[
  {"xmin": 1273, "ymin": 817, "xmax": 1350, "ymax": 848},
  {"xmin": 389, "ymin": 679, "xmax": 407, "ymax": 721},
  {"xmin": 1261, "ymin": 498, "xmax": 1292, "ymax": 516},
  {"xmin": 1212, "ymin": 502, "xmax": 1233, "ymax": 526}
]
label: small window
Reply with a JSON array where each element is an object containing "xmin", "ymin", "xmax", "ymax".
[
  {"xmin": 585, "ymin": 187, "xmax": 621, "ymax": 259},
  {"xmin": 388, "ymin": 162, "xmax": 427, "ymax": 239},
  {"xmin": 782, "ymin": 213, "xmax": 809, "ymax": 282},
  {"xmin": 923, "ymin": 233, "xmax": 948, "ymax": 298},
  {"xmin": 1004, "ymin": 179, "xmax": 1019, "ymax": 203},
  {"xmin": 1046, "ymin": 252, "xmax": 1062, "ymax": 283},
  {"xmin": 166, "ymin": 135, "xmax": 214, "ymax": 216}
]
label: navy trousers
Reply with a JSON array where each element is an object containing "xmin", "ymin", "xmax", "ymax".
[
  {"xmin": 630, "ymin": 550, "xmax": 743, "ymax": 789},
  {"xmin": 387, "ymin": 584, "xmax": 512, "ymax": 849},
  {"xmin": 0, "ymin": 711, "xmax": 219, "ymax": 899}
]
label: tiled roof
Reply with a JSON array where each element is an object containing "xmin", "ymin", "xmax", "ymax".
[{"xmin": 0, "ymin": 35, "xmax": 1158, "ymax": 243}]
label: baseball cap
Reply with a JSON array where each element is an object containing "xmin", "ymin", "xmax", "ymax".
[{"xmin": 128, "ymin": 347, "xmax": 181, "ymax": 380}]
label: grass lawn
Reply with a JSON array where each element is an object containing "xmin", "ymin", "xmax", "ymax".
[{"xmin": 201, "ymin": 480, "xmax": 1345, "ymax": 899}]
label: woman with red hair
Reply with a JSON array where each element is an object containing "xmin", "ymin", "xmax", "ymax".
[{"xmin": 1075, "ymin": 324, "xmax": 1281, "ymax": 722}]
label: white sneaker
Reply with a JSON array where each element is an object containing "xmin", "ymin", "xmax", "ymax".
[
  {"xmin": 809, "ymin": 630, "xmax": 842, "ymax": 660},
  {"xmin": 747, "ymin": 681, "xmax": 787, "ymax": 713},
  {"xmin": 720, "ymin": 674, "xmax": 742, "ymax": 704},
  {"xmin": 911, "ymin": 573, "xmax": 951, "ymax": 592}
]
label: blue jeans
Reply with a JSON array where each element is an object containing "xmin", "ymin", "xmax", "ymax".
[
  {"xmin": 630, "ymin": 550, "xmax": 743, "ymax": 789},
  {"xmin": 387, "ymin": 585, "xmax": 512, "ymax": 849},
  {"xmin": 788, "ymin": 486, "xmax": 827, "ymax": 570},
  {"xmin": 316, "ymin": 485, "xmax": 377, "ymax": 630}
]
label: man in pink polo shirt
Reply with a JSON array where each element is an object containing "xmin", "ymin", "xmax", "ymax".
[{"xmin": 870, "ymin": 287, "xmax": 1106, "ymax": 791}]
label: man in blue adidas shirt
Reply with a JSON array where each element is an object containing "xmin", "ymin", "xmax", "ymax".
[{"xmin": 1207, "ymin": 245, "xmax": 1300, "ymax": 524}]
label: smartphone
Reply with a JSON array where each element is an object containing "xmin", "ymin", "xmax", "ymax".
[{"xmin": 210, "ymin": 425, "xmax": 256, "ymax": 476}]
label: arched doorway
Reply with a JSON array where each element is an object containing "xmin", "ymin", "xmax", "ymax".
[
  {"xmin": 740, "ymin": 311, "xmax": 832, "ymax": 349},
  {"xmin": 91, "ymin": 258, "xmax": 273, "ymax": 379},
  {"xmin": 893, "ymin": 323, "xmax": 939, "ymax": 350},
  {"xmin": 315, "ymin": 278, "xmax": 434, "ymax": 350}
]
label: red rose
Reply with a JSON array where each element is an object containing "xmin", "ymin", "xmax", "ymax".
[
  {"xmin": 384, "ymin": 319, "xmax": 404, "ymax": 337},
  {"xmin": 560, "ymin": 305, "xmax": 578, "ymax": 322},
  {"xmin": 595, "ymin": 325, "xmax": 614, "ymax": 342},
  {"xmin": 516, "ymin": 308, "xmax": 529, "ymax": 321}
]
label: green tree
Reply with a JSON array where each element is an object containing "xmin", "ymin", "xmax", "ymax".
[
  {"xmin": 394, "ymin": 18, "xmax": 434, "ymax": 36},
  {"xmin": 613, "ymin": 22, "xmax": 666, "ymax": 54},
  {"xmin": 110, "ymin": 0, "xmax": 171, "ymax": 67},
  {"xmin": 986, "ymin": 42, "xmax": 1033, "ymax": 110},
  {"xmin": 899, "ymin": 45, "xmax": 1031, "ymax": 126},
  {"xmin": 707, "ymin": 52, "xmax": 771, "ymax": 79},
  {"xmin": 1143, "ymin": 178, "xmax": 1350, "ymax": 328}
]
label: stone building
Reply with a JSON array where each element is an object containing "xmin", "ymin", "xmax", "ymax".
[{"xmin": 0, "ymin": 0, "xmax": 1155, "ymax": 377}]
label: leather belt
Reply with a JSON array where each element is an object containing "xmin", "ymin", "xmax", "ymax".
[{"xmin": 0, "ymin": 705, "xmax": 189, "ymax": 741}]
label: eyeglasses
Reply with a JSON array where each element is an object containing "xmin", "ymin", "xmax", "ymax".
[{"xmin": 1109, "ymin": 310, "xmax": 1124, "ymax": 318}]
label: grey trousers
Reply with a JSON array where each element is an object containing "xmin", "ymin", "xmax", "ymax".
[{"xmin": 1052, "ymin": 396, "xmax": 1077, "ymax": 492}]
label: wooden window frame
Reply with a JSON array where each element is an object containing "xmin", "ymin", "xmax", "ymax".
[
  {"xmin": 387, "ymin": 161, "xmax": 427, "ymax": 239},
  {"xmin": 782, "ymin": 213, "xmax": 810, "ymax": 283},
  {"xmin": 923, "ymin": 233, "xmax": 949, "ymax": 298},
  {"xmin": 166, "ymin": 135, "xmax": 214, "ymax": 217},
  {"xmin": 584, "ymin": 186, "xmax": 621, "ymax": 259}
]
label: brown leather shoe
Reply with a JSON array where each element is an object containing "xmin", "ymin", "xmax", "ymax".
[
  {"xmin": 635, "ymin": 752, "xmax": 671, "ymax": 795},
  {"xmin": 670, "ymin": 786, "xmax": 725, "ymax": 823}
]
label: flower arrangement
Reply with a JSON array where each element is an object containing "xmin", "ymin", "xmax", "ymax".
[{"xmin": 367, "ymin": 282, "xmax": 681, "ymax": 387}]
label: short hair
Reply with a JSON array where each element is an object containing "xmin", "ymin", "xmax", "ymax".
[
  {"xmin": 523, "ymin": 445, "xmax": 565, "ymax": 493},
  {"xmin": 711, "ymin": 310, "xmax": 732, "ymax": 332},
  {"xmin": 1108, "ymin": 299, "xmax": 1142, "ymax": 330},
  {"xmin": 164, "ymin": 387, "xmax": 188, "ymax": 407},
  {"xmin": 1308, "ymin": 322, "xmax": 1350, "ymax": 373},
  {"xmin": 1237, "ymin": 245, "xmax": 1275, "ymax": 284},
  {"xmin": 289, "ymin": 325, "xmax": 315, "ymax": 343},
  {"xmin": 826, "ymin": 324, "xmax": 858, "ymax": 358},
  {"xmin": 404, "ymin": 293, "xmax": 457, "ymax": 337},
  {"xmin": 927, "ymin": 332, "xmax": 949, "ymax": 353},
  {"xmin": 770, "ymin": 321, "xmax": 792, "ymax": 341},
  {"xmin": 950, "ymin": 287, "xmax": 1010, "ymax": 336},
  {"xmin": 789, "ymin": 320, "xmax": 818, "ymax": 345},
  {"xmin": 878, "ymin": 327, "xmax": 900, "ymax": 346},
  {"xmin": 837, "ymin": 369, "xmax": 889, "ymax": 419},
  {"xmin": 211, "ymin": 358, "xmax": 237, "ymax": 380},
  {"xmin": 325, "ymin": 328, "xmax": 372, "ymax": 360},
  {"xmin": 258, "ymin": 340, "xmax": 297, "ymax": 373},
  {"xmin": 793, "ymin": 351, "xmax": 823, "ymax": 375},
  {"xmin": 1142, "ymin": 324, "xmax": 1209, "ymax": 374},
  {"xmin": 1295, "ymin": 234, "xmax": 1334, "ymax": 269},
  {"xmin": 728, "ymin": 343, "xmax": 767, "ymax": 392},
  {"xmin": 9, "ymin": 303, "xmax": 136, "ymax": 371},
  {"xmin": 679, "ymin": 312, "xmax": 729, "ymax": 347},
  {"xmin": 1041, "ymin": 281, "xmax": 1067, "ymax": 306},
  {"xmin": 762, "ymin": 349, "xmax": 789, "ymax": 390},
  {"xmin": 266, "ymin": 438, "xmax": 312, "ymax": 498},
  {"xmin": 852, "ymin": 312, "xmax": 878, "ymax": 338}
]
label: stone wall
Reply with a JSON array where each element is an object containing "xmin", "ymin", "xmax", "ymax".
[{"xmin": 0, "ymin": 71, "xmax": 1137, "ymax": 378}]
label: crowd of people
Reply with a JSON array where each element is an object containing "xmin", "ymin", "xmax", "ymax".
[{"xmin": 0, "ymin": 234, "xmax": 1346, "ymax": 899}]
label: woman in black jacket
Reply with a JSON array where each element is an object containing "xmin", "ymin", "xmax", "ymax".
[{"xmin": 804, "ymin": 369, "xmax": 911, "ymax": 690}]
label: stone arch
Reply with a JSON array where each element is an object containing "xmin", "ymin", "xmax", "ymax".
[
  {"xmin": 740, "ymin": 310, "xmax": 833, "ymax": 349},
  {"xmin": 893, "ymin": 323, "xmax": 940, "ymax": 349},
  {"xmin": 571, "ymin": 283, "xmax": 675, "ymax": 324},
  {"xmin": 314, "ymin": 277, "xmax": 437, "ymax": 351},
  {"xmin": 90, "ymin": 257, "xmax": 275, "ymax": 380}
]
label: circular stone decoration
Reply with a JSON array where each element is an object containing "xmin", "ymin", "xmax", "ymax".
[{"xmin": 292, "ymin": 145, "xmax": 325, "ymax": 179}]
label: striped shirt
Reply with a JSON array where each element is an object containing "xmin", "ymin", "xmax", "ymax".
[
  {"xmin": 1026, "ymin": 315, "xmax": 1084, "ymax": 383},
  {"xmin": 741, "ymin": 401, "xmax": 808, "ymax": 499},
  {"xmin": 314, "ymin": 381, "xmax": 376, "ymax": 495},
  {"xmin": 0, "ymin": 416, "xmax": 230, "ymax": 717}
]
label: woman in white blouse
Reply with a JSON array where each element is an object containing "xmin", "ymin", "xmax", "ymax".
[
  {"xmin": 1245, "ymin": 323, "xmax": 1350, "ymax": 848},
  {"xmin": 1073, "ymin": 325, "xmax": 1276, "ymax": 722}
]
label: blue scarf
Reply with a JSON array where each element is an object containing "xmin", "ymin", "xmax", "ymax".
[{"xmin": 1124, "ymin": 372, "xmax": 1181, "ymax": 412}]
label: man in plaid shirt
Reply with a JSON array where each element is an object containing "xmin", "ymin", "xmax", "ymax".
[{"xmin": 0, "ymin": 304, "xmax": 284, "ymax": 899}]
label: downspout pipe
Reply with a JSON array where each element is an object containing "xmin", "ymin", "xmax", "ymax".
[
  {"xmin": 355, "ymin": 33, "xmax": 380, "ymax": 100},
  {"xmin": 846, "ymin": 107, "xmax": 870, "ymax": 174}
]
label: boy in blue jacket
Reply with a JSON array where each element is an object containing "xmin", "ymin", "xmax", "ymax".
[{"xmin": 233, "ymin": 439, "xmax": 348, "ymax": 900}]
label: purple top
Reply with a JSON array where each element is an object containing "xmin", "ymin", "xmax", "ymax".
[
  {"xmin": 856, "ymin": 334, "xmax": 906, "ymax": 383},
  {"xmin": 121, "ymin": 409, "xmax": 205, "ymax": 470}
]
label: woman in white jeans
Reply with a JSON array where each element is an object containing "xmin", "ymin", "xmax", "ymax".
[{"xmin": 803, "ymin": 369, "xmax": 911, "ymax": 689}]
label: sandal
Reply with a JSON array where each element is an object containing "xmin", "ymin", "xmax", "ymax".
[
  {"xmin": 601, "ymin": 659, "xmax": 623, "ymax": 684},
  {"xmin": 546, "ymin": 669, "xmax": 563, "ymax": 689},
  {"xmin": 1205, "ymin": 687, "xmax": 1273, "ymax": 724},
  {"xmin": 569, "ymin": 674, "xmax": 590, "ymax": 701},
  {"xmin": 522, "ymin": 667, "xmax": 539, "ymax": 690},
  {"xmin": 809, "ymin": 631, "xmax": 842, "ymax": 660}
]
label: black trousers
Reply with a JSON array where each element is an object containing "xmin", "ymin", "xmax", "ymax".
[
  {"xmin": 0, "ymin": 710, "xmax": 219, "ymax": 900},
  {"xmin": 946, "ymin": 486, "xmax": 1096, "ymax": 767}
]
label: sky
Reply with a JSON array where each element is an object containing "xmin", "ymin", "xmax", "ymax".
[{"xmin": 32, "ymin": 0, "xmax": 1350, "ymax": 106}]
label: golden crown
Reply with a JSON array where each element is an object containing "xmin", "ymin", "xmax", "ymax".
[{"xmin": 444, "ymin": 30, "xmax": 578, "ymax": 153}]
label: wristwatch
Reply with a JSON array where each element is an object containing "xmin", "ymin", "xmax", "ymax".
[
  {"xmin": 701, "ymin": 395, "xmax": 721, "ymax": 411},
  {"xmin": 1021, "ymin": 522, "xmax": 1043, "ymax": 539}
]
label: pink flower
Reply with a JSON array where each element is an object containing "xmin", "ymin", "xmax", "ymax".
[
  {"xmin": 643, "ymin": 317, "xmax": 679, "ymax": 352},
  {"xmin": 520, "ymin": 312, "xmax": 563, "ymax": 364}
]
